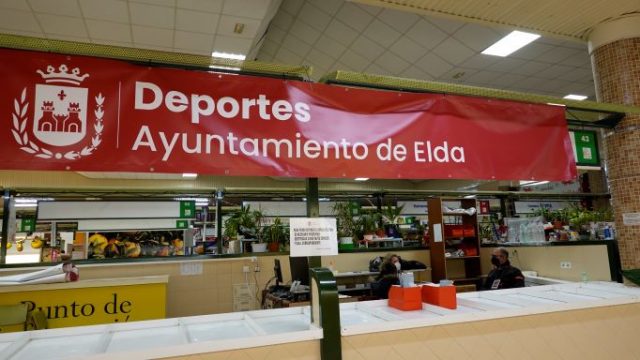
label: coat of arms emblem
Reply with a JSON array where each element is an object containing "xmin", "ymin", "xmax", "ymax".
[{"xmin": 11, "ymin": 64, "xmax": 104, "ymax": 159}]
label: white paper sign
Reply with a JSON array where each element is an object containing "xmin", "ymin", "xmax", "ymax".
[
  {"xmin": 289, "ymin": 217, "xmax": 338, "ymax": 257},
  {"xmin": 623, "ymin": 213, "xmax": 640, "ymax": 226},
  {"xmin": 433, "ymin": 223, "xmax": 443, "ymax": 243}
]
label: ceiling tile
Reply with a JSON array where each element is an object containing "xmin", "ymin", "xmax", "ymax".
[
  {"xmin": 492, "ymin": 73, "xmax": 528, "ymax": 87},
  {"xmin": 389, "ymin": 37, "xmax": 428, "ymax": 64},
  {"xmin": 86, "ymin": 20, "xmax": 131, "ymax": 42},
  {"xmin": 29, "ymin": 0, "xmax": 81, "ymax": 17},
  {"xmin": 217, "ymin": 15, "xmax": 260, "ymax": 39},
  {"xmin": 536, "ymin": 64, "xmax": 576, "ymax": 79},
  {"xmin": 376, "ymin": 51, "xmax": 411, "ymax": 74},
  {"xmin": 465, "ymin": 70, "xmax": 503, "ymax": 85},
  {"xmin": 0, "ymin": 29, "xmax": 43, "ymax": 37},
  {"xmin": 93, "ymin": 39, "xmax": 133, "ymax": 48},
  {"xmin": 535, "ymin": 47, "xmax": 580, "ymax": 64},
  {"xmin": 355, "ymin": 3, "xmax": 382, "ymax": 16},
  {"xmin": 431, "ymin": 37, "xmax": 474, "ymax": 65},
  {"xmin": 0, "ymin": 0, "xmax": 30, "ymax": 11},
  {"xmin": 305, "ymin": 48, "xmax": 336, "ymax": 70},
  {"xmin": 222, "ymin": 0, "xmax": 268, "ymax": 19},
  {"xmin": 274, "ymin": 46, "xmax": 303, "ymax": 65},
  {"xmin": 365, "ymin": 62, "xmax": 389, "ymax": 76},
  {"xmin": 440, "ymin": 67, "xmax": 478, "ymax": 83},
  {"xmin": 36, "ymin": 14, "xmax": 88, "ymax": 37},
  {"xmin": 213, "ymin": 35, "xmax": 252, "ymax": 54},
  {"xmin": 297, "ymin": 2, "xmax": 332, "ymax": 32},
  {"xmin": 0, "ymin": 9, "xmax": 40, "ymax": 32},
  {"xmin": 426, "ymin": 16, "xmax": 464, "ymax": 35},
  {"xmin": 405, "ymin": 19, "xmax": 448, "ymax": 50},
  {"xmin": 459, "ymin": 53, "xmax": 499, "ymax": 70},
  {"xmin": 325, "ymin": 19, "xmax": 359, "ymax": 47},
  {"xmin": 312, "ymin": 0, "xmax": 344, "ymax": 16},
  {"xmin": 486, "ymin": 57, "xmax": 528, "ymax": 73},
  {"xmin": 176, "ymin": 9, "xmax": 218, "ymax": 34},
  {"xmin": 377, "ymin": 8, "xmax": 420, "ymax": 34},
  {"xmin": 271, "ymin": 9, "xmax": 294, "ymax": 30},
  {"xmin": 350, "ymin": 35, "xmax": 385, "ymax": 61},
  {"xmin": 260, "ymin": 38, "xmax": 279, "ymax": 57},
  {"xmin": 363, "ymin": 19, "xmax": 401, "ymax": 48},
  {"xmin": 452, "ymin": 23, "xmax": 502, "ymax": 52},
  {"xmin": 132, "ymin": 25, "xmax": 173, "ymax": 47},
  {"xmin": 266, "ymin": 26, "xmax": 286, "ymax": 44},
  {"xmin": 129, "ymin": 2, "xmax": 175, "ymax": 29},
  {"xmin": 132, "ymin": 43, "xmax": 174, "ymax": 52},
  {"xmin": 511, "ymin": 42, "xmax": 555, "ymax": 60},
  {"xmin": 281, "ymin": 34, "xmax": 312, "ymax": 58},
  {"xmin": 176, "ymin": 0, "xmax": 223, "ymax": 13},
  {"xmin": 518, "ymin": 76, "xmax": 548, "ymax": 89},
  {"xmin": 557, "ymin": 67, "xmax": 592, "ymax": 82},
  {"xmin": 416, "ymin": 52, "xmax": 453, "ymax": 78},
  {"xmin": 335, "ymin": 2, "xmax": 373, "ymax": 32},
  {"xmin": 130, "ymin": 0, "xmax": 175, "ymax": 7},
  {"xmin": 51, "ymin": 34, "xmax": 91, "ymax": 42},
  {"xmin": 289, "ymin": 20, "xmax": 321, "ymax": 45},
  {"xmin": 280, "ymin": 0, "xmax": 303, "ymax": 16},
  {"xmin": 339, "ymin": 49, "xmax": 369, "ymax": 72},
  {"xmin": 79, "ymin": 0, "xmax": 129, "ymax": 23},
  {"xmin": 174, "ymin": 30, "xmax": 214, "ymax": 51},
  {"xmin": 400, "ymin": 65, "xmax": 432, "ymax": 81},
  {"xmin": 561, "ymin": 51, "xmax": 591, "ymax": 67},
  {"xmin": 314, "ymin": 34, "xmax": 347, "ymax": 59},
  {"xmin": 514, "ymin": 61, "xmax": 551, "ymax": 76}
]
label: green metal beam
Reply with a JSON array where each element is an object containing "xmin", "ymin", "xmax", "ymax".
[{"xmin": 309, "ymin": 267, "xmax": 341, "ymax": 360}]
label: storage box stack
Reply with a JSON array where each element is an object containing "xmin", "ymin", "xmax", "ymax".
[
  {"xmin": 388, "ymin": 285, "xmax": 423, "ymax": 311},
  {"xmin": 421, "ymin": 283, "xmax": 457, "ymax": 309}
]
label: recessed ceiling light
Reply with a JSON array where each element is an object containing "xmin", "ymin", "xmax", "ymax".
[
  {"xmin": 354, "ymin": 178, "xmax": 369, "ymax": 181},
  {"xmin": 463, "ymin": 195, "xmax": 476, "ymax": 199},
  {"xmin": 211, "ymin": 51, "xmax": 246, "ymax": 61},
  {"xmin": 182, "ymin": 173, "xmax": 198, "ymax": 178},
  {"xmin": 482, "ymin": 30, "xmax": 541, "ymax": 57},
  {"xmin": 563, "ymin": 94, "xmax": 588, "ymax": 101}
]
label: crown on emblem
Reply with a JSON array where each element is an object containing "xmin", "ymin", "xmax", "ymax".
[{"xmin": 36, "ymin": 64, "xmax": 89, "ymax": 85}]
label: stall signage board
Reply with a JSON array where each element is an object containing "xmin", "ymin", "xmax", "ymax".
[
  {"xmin": 570, "ymin": 130, "xmax": 599, "ymax": 166},
  {"xmin": 19, "ymin": 217, "xmax": 35, "ymax": 232},
  {"xmin": 0, "ymin": 49, "xmax": 576, "ymax": 181},
  {"xmin": 38, "ymin": 201, "xmax": 195, "ymax": 220},
  {"xmin": 289, "ymin": 217, "xmax": 337, "ymax": 257},
  {"xmin": 514, "ymin": 201, "xmax": 573, "ymax": 214}
]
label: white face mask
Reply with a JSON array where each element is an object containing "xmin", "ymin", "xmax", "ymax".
[{"xmin": 394, "ymin": 262, "xmax": 401, "ymax": 271}]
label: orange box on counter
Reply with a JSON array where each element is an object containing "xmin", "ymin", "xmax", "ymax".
[
  {"xmin": 421, "ymin": 283, "xmax": 457, "ymax": 309},
  {"xmin": 388, "ymin": 285, "xmax": 423, "ymax": 311}
]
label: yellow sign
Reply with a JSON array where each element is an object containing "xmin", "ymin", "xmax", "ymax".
[{"xmin": 0, "ymin": 281, "xmax": 166, "ymax": 332}]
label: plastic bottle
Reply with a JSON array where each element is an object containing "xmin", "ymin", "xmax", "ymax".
[{"xmin": 604, "ymin": 226, "xmax": 612, "ymax": 240}]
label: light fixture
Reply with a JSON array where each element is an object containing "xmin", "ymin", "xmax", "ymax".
[
  {"xmin": 211, "ymin": 51, "xmax": 246, "ymax": 61},
  {"xmin": 209, "ymin": 64, "xmax": 241, "ymax": 72},
  {"xmin": 463, "ymin": 195, "xmax": 476, "ymax": 199},
  {"xmin": 182, "ymin": 173, "xmax": 198, "ymax": 179},
  {"xmin": 233, "ymin": 23, "xmax": 245, "ymax": 34},
  {"xmin": 563, "ymin": 94, "xmax": 588, "ymax": 101},
  {"xmin": 354, "ymin": 178, "xmax": 369, "ymax": 181},
  {"xmin": 526, "ymin": 181, "xmax": 550, "ymax": 187},
  {"xmin": 482, "ymin": 30, "xmax": 541, "ymax": 57},
  {"xmin": 519, "ymin": 180, "xmax": 537, "ymax": 186}
]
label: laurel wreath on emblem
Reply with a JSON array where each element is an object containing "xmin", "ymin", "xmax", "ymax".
[{"xmin": 11, "ymin": 87, "xmax": 104, "ymax": 160}]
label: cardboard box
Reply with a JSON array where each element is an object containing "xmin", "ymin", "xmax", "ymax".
[
  {"xmin": 421, "ymin": 283, "xmax": 457, "ymax": 309},
  {"xmin": 388, "ymin": 285, "xmax": 423, "ymax": 311}
]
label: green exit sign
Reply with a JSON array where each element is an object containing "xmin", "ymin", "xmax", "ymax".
[{"xmin": 570, "ymin": 130, "xmax": 599, "ymax": 166}]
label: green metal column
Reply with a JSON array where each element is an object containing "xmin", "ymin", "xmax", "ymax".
[
  {"xmin": 309, "ymin": 268, "xmax": 342, "ymax": 360},
  {"xmin": 306, "ymin": 178, "xmax": 321, "ymax": 268},
  {"xmin": 216, "ymin": 189, "xmax": 224, "ymax": 255}
]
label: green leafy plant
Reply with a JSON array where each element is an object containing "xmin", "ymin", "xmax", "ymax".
[
  {"xmin": 332, "ymin": 202, "xmax": 357, "ymax": 238},
  {"xmin": 224, "ymin": 205, "xmax": 264, "ymax": 241},
  {"xmin": 263, "ymin": 217, "xmax": 288, "ymax": 245},
  {"xmin": 381, "ymin": 204, "xmax": 404, "ymax": 224},
  {"xmin": 355, "ymin": 213, "xmax": 380, "ymax": 240}
]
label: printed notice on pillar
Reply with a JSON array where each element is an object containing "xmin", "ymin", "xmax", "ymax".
[
  {"xmin": 289, "ymin": 217, "xmax": 338, "ymax": 257},
  {"xmin": 623, "ymin": 213, "xmax": 640, "ymax": 226}
]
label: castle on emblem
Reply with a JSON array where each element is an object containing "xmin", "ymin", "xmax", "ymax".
[{"xmin": 33, "ymin": 65, "xmax": 90, "ymax": 147}]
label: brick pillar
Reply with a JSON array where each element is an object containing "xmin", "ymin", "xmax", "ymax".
[{"xmin": 589, "ymin": 15, "xmax": 640, "ymax": 270}]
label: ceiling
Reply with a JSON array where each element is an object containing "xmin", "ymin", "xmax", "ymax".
[{"xmin": 0, "ymin": 0, "xmax": 631, "ymax": 100}]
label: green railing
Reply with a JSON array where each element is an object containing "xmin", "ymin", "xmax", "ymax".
[{"xmin": 309, "ymin": 267, "xmax": 341, "ymax": 360}]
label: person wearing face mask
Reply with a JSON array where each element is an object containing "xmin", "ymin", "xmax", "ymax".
[
  {"xmin": 483, "ymin": 247, "xmax": 525, "ymax": 290},
  {"xmin": 371, "ymin": 260, "xmax": 400, "ymax": 299},
  {"xmin": 388, "ymin": 254, "xmax": 402, "ymax": 272}
]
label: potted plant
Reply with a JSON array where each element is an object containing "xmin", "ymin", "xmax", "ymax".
[
  {"xmin": 381, "ymin": 204, "xmax": 404, "ymax": 238},
  {"xmin": 356, "ymin": 213, "xmax": 380, "ymax": 241},
  {"xmin": 332, "ymin": 202, "xmax": 357, "ymax": 249},
  {"xmin": 263, "ymin": 217, "xmax": 287, "ymax": 252},
  {"xmin": 225, "ymin": 205, "xmax": 266, "ymax": 252}
]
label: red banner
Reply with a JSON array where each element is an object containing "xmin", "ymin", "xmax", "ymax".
[{"xmin": 0, "ymin": 49, "xmax": 576, "ymax": 181}]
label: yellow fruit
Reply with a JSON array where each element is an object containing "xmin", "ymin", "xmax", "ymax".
[
  {"xmin": 6, "ymin": 242, "xmax": 11, "ymax": 249},
  {"xmin": 17, "ymin": 243, "xmax": 23, "ymax": 252},
  {"xmin": 31, "ymin": 237, "xmax": 43, "ymax": 249}
]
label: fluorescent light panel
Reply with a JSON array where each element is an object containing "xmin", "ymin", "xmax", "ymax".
[
  {"xmin": 354, "ymin": 178, "xmax": 369, "ymax": 181},
  {"xmin": 182, "ymin": 173, "xmax": 198, "ymax": 178},
  {"xmin": 482, "ymin": 31, "xmax": 541, "ymax": 57},
  {"xmin": 563, "ymin": 94, "xmax": 588, "ymax": 101},
  {"xmin": 211, "ymin": 51, "xmax": 246, "ymax": 60}
]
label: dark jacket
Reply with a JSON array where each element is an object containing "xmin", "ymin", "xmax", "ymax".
[
  {"xmin": 371, "ymin": 275, "xmax": 400, "ymax": 299},
  {"xmin": 483, "ymin": 261, "xmax": 525, "ymax": 290}
]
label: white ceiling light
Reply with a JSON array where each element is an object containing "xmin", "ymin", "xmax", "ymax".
[
  {"xmin": 182, "ymin": 173, "xmax": 198, "ymax": 179},
  {"xmin": 463, "ymin": 195, "xmax": 476, "ymax": 199},
  {"xmin": 563, "ymin": 94, "xmax": 588, "ymax": 101},
  {"xmin": 519, "ymin": 180, "xmax": 537, "ymax": 185},
  {"xmin": 526, "ymin": 181, "xmax": 550, "ymax": 187},
  {"xmin": 354, "ymin": 178, "xmax": 369, "ymax": 181},
  {"xmin": 211, "ymin": 51, "xmax": 246, "ymax": 61},
  {"xmin": 482, "ymin": 30, "xmax": 541, "ymax": 57}
]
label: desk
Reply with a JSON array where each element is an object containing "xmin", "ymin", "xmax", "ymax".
[
  {"xmin": 263, "ymin": 292, "xmax": 356, "ymax": 308},
  {"xmin": 334, "ymin": 269, "xmax": 429, "ymax": 294}
]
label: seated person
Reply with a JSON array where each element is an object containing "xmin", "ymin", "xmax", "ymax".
[
  {"xmin": 371, "ymin": 261, "xmax": 400, "ymax": 299},
  {"xmin": 483, "ymin": 247, "xmax": 525, "ymax": 290}
]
